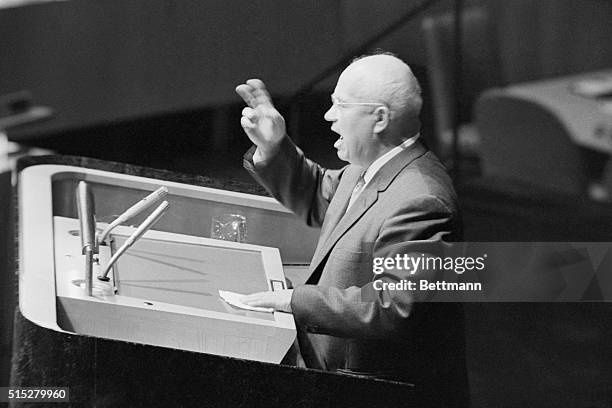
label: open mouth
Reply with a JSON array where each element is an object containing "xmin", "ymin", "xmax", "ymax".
[{"xmin": 334, "ymin": 135, "xmax": 343, "ymax": 150}]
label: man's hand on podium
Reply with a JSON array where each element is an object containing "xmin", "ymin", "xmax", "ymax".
[{"xmin": 241, "ymin": 289, "xmax": 293, "ymax": 313}]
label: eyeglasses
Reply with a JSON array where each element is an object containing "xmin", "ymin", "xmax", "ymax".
[{"xmin": 330, "ymin": 95, "xmax": 387, "ymax": 108}]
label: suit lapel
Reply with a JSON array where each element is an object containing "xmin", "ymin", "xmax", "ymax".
[
  {"xmin": 309, "ymin": 166, "xmax": 362, "ymax": 270},
  {"xmin": 308, "ymin": 141, "xmax": 428, "ymax": 278}
]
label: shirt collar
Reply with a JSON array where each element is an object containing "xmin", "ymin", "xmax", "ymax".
[{"xmin": 362, "ymin": 133, "xmax": 420, "ymax": 186}]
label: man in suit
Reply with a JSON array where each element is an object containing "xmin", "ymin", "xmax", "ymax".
[{"xmin": 236, "ymin": 53, "xmax": 467, "ymax": 405}]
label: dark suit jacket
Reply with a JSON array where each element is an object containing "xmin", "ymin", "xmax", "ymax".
[{"xmin": 244, "ymin": 137, "xmax": 468, "ymax": 407}]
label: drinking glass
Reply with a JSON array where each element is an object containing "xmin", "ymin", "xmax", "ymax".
[{"xmin": 211, "ymin": 214, "xmax": 247, "ymax": 243}]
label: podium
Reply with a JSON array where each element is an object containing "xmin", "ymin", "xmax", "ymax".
[{"xmin": 10, "ymin": 156, "xmax": 418, "ymax": 408}]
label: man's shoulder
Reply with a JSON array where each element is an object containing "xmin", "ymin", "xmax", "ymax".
[
  {"xmin": 397, "ymin": 148, "xmax": 454, "ymax": 188},
  {"xmin": 387, "ymin": 150, "xmax": 458, "ymax": 210}
]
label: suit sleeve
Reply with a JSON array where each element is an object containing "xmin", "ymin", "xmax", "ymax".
[
  {"xmin": 290, "ymin": 194, "xmax": 456, "ymax": 339},
  {"xmin": 243, "ymin": 136, "xmax": 346, "ymax": 228}
]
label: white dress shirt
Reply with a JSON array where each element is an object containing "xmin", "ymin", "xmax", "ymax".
[{"xmin": 347, "ymin": 133, "xmax": 420, "ymax": 209}]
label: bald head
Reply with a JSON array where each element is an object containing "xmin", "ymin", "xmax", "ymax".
[{"xmin": 338, "ymin": 54, "xmax": 422, "ymax": 136}]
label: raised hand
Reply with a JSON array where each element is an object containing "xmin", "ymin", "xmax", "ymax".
[{"xmin": 235, "ymin": 79, "xmax": 286, "ymax": 158}]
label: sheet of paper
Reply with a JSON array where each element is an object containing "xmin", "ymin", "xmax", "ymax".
[{"xmin": 218, "ymin": 290, "xmax": 274, "ymax": 313}]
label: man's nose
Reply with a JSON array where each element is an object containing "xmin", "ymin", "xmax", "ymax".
[{"xmin": 324, "ymin": 105, "xmax": 336, "ymax": 122}]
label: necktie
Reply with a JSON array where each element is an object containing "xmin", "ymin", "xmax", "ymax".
[{"xmin": 347, "ymin": 174, "xmax": 366, "ymax": 210}]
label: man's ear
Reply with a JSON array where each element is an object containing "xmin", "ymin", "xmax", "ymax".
[{"xmin": 373, "ymin": 106, "xmax": 390, "ymax": 134}]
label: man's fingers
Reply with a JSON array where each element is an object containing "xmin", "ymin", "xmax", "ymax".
[
  {"xmin": 236, "ymin": 79, "xmax": 286, "ymax": 149},
  {"xmin": 241, "ymin": 107, "xmax": 256, "ymax": 121},
  {"xmin": 236, "ymin": 79, "xmax": 273, "ymax": 108},
  {"xmin": 240, "ymin": 116, "xmax": 258, "ymax": 137},
  {"xmin": 245, "ymin": 79, "xmax": 273, "ymax": 107},
  {"xmin": 241, "ymin": 292, "xmax": 263, "ymax": 301},
  {"xmin": 240, "ymin": 116, "xmax": 254, "ymax": 127},
  {"xmin": 244, "ymin": 298, "xmax": 270, "ymax": 308},
  {"xmin": 240, "ymin": 290, "xmax": 292, "ymax": 312},
  {"xmin": 235, "ymin": 84, "xmax": 256, "ymax": 107},
  {"xmin": 241, "ymin": 292, "xmax": 269, "ymax": 306}
]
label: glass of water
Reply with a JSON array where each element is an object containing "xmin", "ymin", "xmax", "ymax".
[{"xmin": 211, "ymin": 214, "xmax": 247, "ymax": 243}]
